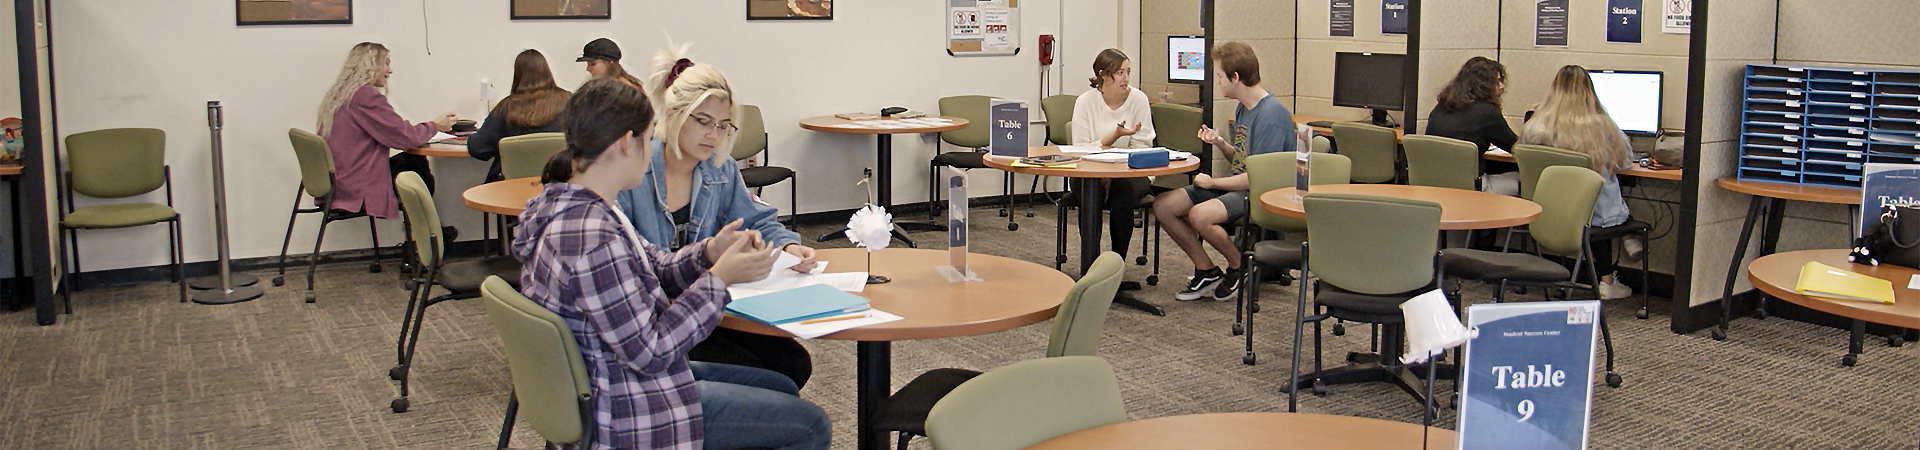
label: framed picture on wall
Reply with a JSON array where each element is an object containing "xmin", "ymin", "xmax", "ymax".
[
  {"xmin": 237, "ymin": 0, "xmax": 351, "ymax": 26},
  {"xmin": 748, "ymin": 0, "xmax": 831, "ymax": 20},
  {"xmin": 512, "ymin": 0, "xmax": 610, "ymax": 20}
]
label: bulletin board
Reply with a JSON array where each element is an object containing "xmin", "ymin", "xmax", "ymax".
[{"xmin": 948, "ymin": 0, "xmax": 1020, "ymax": 56}]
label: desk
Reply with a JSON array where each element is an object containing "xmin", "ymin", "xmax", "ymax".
[
  {"xmin": 1027, "ymin": 412, "xmax": 1455, "ymax": 450},
  {"xmin": 1747, "ymin": 249, "xmax": 1920, "ymax": 366},
  {"xmin": 1295, "ymin": 114, "xmax": 1404, "ymax": 141},
  {"xmin": 1713, "ymin": 178, "xmax": 1862, "ymax": 340},
  {"xmin": 799, "ymin": 115, "xmax": 969, "ymax": 247},
  {"xmin": 461, "ymin": 177, "xmax": 540, "ymax": 216},
  {"xmin": 1258, "ymin": 184, "xmax": 1541, "ymax": 230},
  {"xmin": 404, "ymin": 142, "xmax": 468, "ymax": 158},
  {"xmin": 1481, "ymin": 151, "xmax": 1682, "ymax": 181},
  {"xmin": 983, "ymin": 146, "xmax": 1199, "ymax": 316},
  {"xmin": 720, "ymin": 248, "xmax": 1072, "ymax": 450}
]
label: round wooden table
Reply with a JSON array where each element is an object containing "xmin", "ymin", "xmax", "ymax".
[
  {"xmin": 1711, "ymin": 178, "xmax": 1864, "ymax": 340},
  {"xmin": 461, "ymin": 177, "xmax": 540, "ymax": 216},
  {"xmin": 799, "ymin": 115, "xmax": 969, "ymax": 247},
  {"xmin": 722, "ymin": 247, "xmax": 1071, "ymax": 450},
  {"xmin": 1257, "ymin": 184, "xmax": 1542, "ymax": 230},
  {"xmin": 1746, "ymin": 249, "xmax": 1920, "ymax": 366},
  {"xmin": 984, "ymin": 145, "xmax": 1198, "ymax": 316},
  {"xmin": 1026, "ymin": 412, "xmax": 1457, "ymax": 450},
  {"xmin": 405, "ymin": 143, "xmax": 469, "ymax": 158}
]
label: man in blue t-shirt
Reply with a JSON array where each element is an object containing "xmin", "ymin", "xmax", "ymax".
[{"xmin": 1152, "ymin": 41, "xmax": 1296, "ymax": 302}]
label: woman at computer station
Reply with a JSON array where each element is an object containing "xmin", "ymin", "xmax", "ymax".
[
  {"xmin": 1424, "ymin": 56, "xmax": 1520, "ymax": 193},
  {"xmin": 614, "ymin": 44, "xmax": 820, "ymax": 388},
  {"xmin": 1071, "ymin": 48, "xmax": 1157, "ymax": 265},
  {"xmin": 1518, "ymin": 65, "xmax": 1637, "ymax": 300}
]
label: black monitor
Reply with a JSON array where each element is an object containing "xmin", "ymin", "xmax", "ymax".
[
  {"xmin": 1167, "ymin": 36, "xmax": 1207, "ymax": 84},
  {"xmin": 1586, "ymin": 69, "xmax": 1663, "ymax": 137},
  {"xmin": 1332, "ymin": 52, "xmax": 1406, "ymax": 126}
]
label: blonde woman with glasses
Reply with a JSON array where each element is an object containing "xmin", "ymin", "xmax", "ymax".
[
  {"xmin": 1518, "ymin": 65, "xmax": 1637, "ymax": 299},
  {"xmin": 612, "ymin": 43, "xmax": 824, "ymax": 399},
  {"xmin": 316, "ymin": 42, "xmax": 456, "ymax": 222}
]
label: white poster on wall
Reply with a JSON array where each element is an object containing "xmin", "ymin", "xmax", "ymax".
[
  {"xmin": 950, "ymin": 7, "xmax": 982, "ymax": 39},
  {"xmin": 981, "ymin": 8, "xmax": 1015, "ymax": 52},
  {"xmin": 1661, "ymin": 0, "xmax": 1690, "ymax": 34}
]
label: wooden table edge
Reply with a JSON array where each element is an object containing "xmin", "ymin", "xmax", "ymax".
[
  {"xmin": 983, "ymin": 153, "xmax": 1199, "ymax": 179},
  {"xmin": 1481, "ymin": 152, "xmax": 1680, "ymax": 180},
  {"xmin": 719, "ymin": 306, "xmax": 1057, "ymax": 341},
  {"xmin": 406, "ymin": 145, "xmax": 469, "ymax": 158},
  {"xmin": 1025, "ymin": 412, "xmax": 1457, "ymax": 449},
  {"xmin": 1716, "ymin": 176, "xmax": 1861, "ymax": 204},
  {"xmin": 461, "ymin": 178, "xmax": 539, "ymax": 216},
  {"xmin": 798, "ymin": 116, "xmax": 970, "ymax": 135},
  {"xmin": 1255, "ymin": 187, "xmax": 1541, "ymax": 230},
  {"xmin": 1747, "ymin": 250, "xmax": 1920, "ymax": 329}
]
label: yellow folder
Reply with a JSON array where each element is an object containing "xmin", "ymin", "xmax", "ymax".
[{"xmin": 1795, "ymin": 262, "xmax": 1895, "ymax": 304}]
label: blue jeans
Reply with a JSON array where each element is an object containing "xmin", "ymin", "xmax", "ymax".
[{"xmin": 691, "ymin": 362, "xmax": 831, "ymax": 450}]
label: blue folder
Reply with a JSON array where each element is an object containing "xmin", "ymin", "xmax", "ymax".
[{"xmin": 725, "ymin": 284, "xmax": 871, "ymax": 325}]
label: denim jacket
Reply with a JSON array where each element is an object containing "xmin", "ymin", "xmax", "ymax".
[{"xmin": 615, "ymin": 140, "xmax": 800, "ymax": 252}]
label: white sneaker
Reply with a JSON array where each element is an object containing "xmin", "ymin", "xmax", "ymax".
[{"xmin": 1597, "ymin": 277, "xmax": 1634, "ymax": 300}]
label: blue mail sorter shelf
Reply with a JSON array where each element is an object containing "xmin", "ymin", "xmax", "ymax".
[{"xmin": 1740, "ymin": 64, "xmax": 1920, "ymax": 188}]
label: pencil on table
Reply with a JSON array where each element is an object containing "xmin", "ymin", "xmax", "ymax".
[{"xmin": 800, "ymin": 313, "xmax": 869, "ymax": 325}]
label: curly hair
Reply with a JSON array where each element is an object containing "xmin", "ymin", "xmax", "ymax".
[
  {"xmin": 1434, "ymin": 56, "xmax": 1507, "ymax": 111},
  {"xmin": 316, "ymin": 42, "xmax": 388, "ymax": 136}
]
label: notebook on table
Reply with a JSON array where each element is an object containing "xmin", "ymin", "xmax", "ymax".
[
  {"xmin": 1795, "ymin": 261, "xmax": 1896, "ymax": 304},
  {"xmin": 725, "ymin": 284, "xmax": 872, "ymax": 325}
]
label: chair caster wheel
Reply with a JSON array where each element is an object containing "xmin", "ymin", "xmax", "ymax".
[
  {"xmin": 391, "ymin": 398, "xmax": 410, "ymax": 413},
  {"xmin": 389, "ymin": 365, "xmax": 407, "ymax": 381},
  {"xmin": 1889, "ymin": 336, "xmax": 1905, "ymax": 347},
  {"xmin": 1312, "ymin": 379, "xmax": 1328, "ymax": 397},
  {"xmin": 1242, "ymin": 353, "xmax": 1256, "ymax": 365},
  {"xmin": 1513, "ymin": 286, "xmax": 1528, "ymax": 295},
  {"xmin": 1275, "ymin": 273, "xmax": 1294, "ymax": 287},
  {"xmin": 271, "ymin": 276, "xmax": 285, "ymax": 287},
  {"xmin": 1249, "ymin": 301, "xmax": 1261, "ymax": 314},
  {"xmin": 998, "ymin": 210, "xmax": 1009, "ymax": 217},
  {"xmin": 1448, "ymin": 392, "xmax": 1461, "ymax": 410},
  {"xmin": 1135, "ymin": 256, "xmax": 1147, "ymax": 266},
  {"xmin": 1842, "ymin": 353, "xmax": 1858, "ymax": 367},
  {"xmin": 1605, "ymin": 373, "xmax": 1622, "ymax": 388},
  {"xmin": 1007, "ymin": 223, "xmax": 1018, "ymax": 231},
  {"xmin": 1752, "ymin": 308, "xmax": 1768, "ymax": 319},
  {"xmin": 1635, "ymin": 308, "xmax": 1649, "ymax": 319},
  {"xmin": 1056, "ymin": 255, "xmax": 1067, "ymax": 265},
  {"xmin": 1332, "ymin": 324, "xmax": 1347, "ymax": 336},
  {"xmin": 1145, "ymin": 275, "xmax": 1158, "ymax": 286},
  {"xmin": 369, "ymin": 263, "xmax": 383, "ymax": 274},
  {"xmin": 1710, "ymin": 329, "xmax": 1727, "ymax": 341},
  {"xmin": 403, "ymin": 280, "xmax": 418, "ymax": 291},
  {"xmin": 1231, "ymin": 323, "xmax": 1243, "ymax": 336},
  {"xmin": 304, "ymin": 292, "xmax": 316, "ymax": 303},
  {"xmin": 1026, "ymin": 211, "xmax": 1035, "ymax": 217}
]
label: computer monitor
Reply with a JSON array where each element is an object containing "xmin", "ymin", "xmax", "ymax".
[
  {"xmin": 1167, "ymin": 36, "xmax": 1207, "ymax": 84},
  {"xmin": 1332, "ymin": 52, "xmax": 1406, "ymax": 126},
  {"xmin": 1586, "ymin": 69, "xmax": 1663, "ymax": 137}
]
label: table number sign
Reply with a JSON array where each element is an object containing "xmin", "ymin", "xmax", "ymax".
[
  {"xmin": 1458, "ymin": 301, "xmax": 1601, "ymax": 450},
  {"xmin": 936, "ymin": 167, "xmax": 980, "ymax": 282},
  {"xmin": 990, "ymin": 98, "xmax": 1029, "ymax": 158}
]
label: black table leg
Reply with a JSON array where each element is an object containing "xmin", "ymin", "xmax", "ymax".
[
  {"xmin": 1753, "ymin": 198, "xmax": 1788, "ymax": 318},
  {"xmin": 1077, "ymin": 178, "xmax": 1163, "ymax": 316},
  {"xmin": 856, "ymin": 341, "xmax": 890, "ymax": 450},
  {"xmin": 1844, "ymin": 319, "xmax": 1864, "ymax": 366},
  {"xmin": 1717, "ymin": 196, "xmax": 1767, "ymax": 340}
]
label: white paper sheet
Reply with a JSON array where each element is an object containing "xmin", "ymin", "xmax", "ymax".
[
  {"xmin": 1056, "ymin": 145, "xmax": 1105, "ymax": 153},
  {"xmin": 777, "ymin": 309, "xmax": 904, "ymax": 339},
  {"xmin": 726, "ymin": 262, "xmax": 870, "ymax": 300}
]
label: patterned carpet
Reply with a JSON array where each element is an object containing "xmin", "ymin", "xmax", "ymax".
[{"xmin": 0, "ymin": 205, "xmax": 1915, "ymax": 449}]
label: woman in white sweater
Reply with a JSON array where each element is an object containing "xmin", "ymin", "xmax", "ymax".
[{"xmin": 1071, "ymin": 48, "xmax": 1157, "ymax": 261}]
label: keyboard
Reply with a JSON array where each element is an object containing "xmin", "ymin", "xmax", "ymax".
[{"xmin": 1305, "ymin": 120, "xmax": 1335, "ymax": 128}]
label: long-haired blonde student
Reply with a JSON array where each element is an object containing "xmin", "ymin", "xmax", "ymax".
[
  {"xmin": 1519, "ymin": 65, "xmax": 1637, "ymax": 299},
  {"xmin": 316, "ymin": 42, "xmax": 455, "ymax": 221}
]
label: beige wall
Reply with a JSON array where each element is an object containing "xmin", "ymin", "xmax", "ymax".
[
  {"xmin": 1686, "ymin": 1, "xmax": 1779, "ymax": 306},
  {"xmin": 1294, "ymin": 0, "xmax": 1403, "ymax": 123},
  {"xmin": 1497, "ymin": 0, "xmax": 1689, "ymax": 134},
  {"xmin": 1414, "ymin": 0, "xmax": 1499, "ymax": 131},
  {"xmin": 1140, "ymin": 0, "xmax": 1296, "ymax": 174}
]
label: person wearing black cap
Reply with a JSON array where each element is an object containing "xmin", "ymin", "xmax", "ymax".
[{"xmin": 578, "ymin": 37, "xmax": 645, "ymax": 90}]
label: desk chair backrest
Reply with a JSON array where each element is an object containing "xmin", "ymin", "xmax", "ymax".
[
  {"xmin": 1151, "ymin": 103, "xmax": 1204, "ymax": 156},
  {"xmin": 1529, "ymin": 166, "xmax": 1605, "ymax": 258},
  {"xmin": 1402, "ymin": 134, "xmax": 1479, "ymax": 191},
  {"xmin": 1247, "ymin": 152, "xmax": 1351, "ymax": 233},
  {"xmin": 939, "ymin": 95, "xmax": 993, "ymax": 149},
  {"xmin": 1040, "ymin": 95, "xmax": 1077, "ymax": 146},
  {"xmin": 1513, "ymin": 144, "xmax": 1590, "ymax": 200},
  {"xmin": 1311, "ymin": 135, "xmax": 1332, "ymax": 153},
  {"xmin": 730, "ymin": 104, "xmax": 769, "ymax": 161},
  {"xmin": 481, "ymin": 275, "xmax": 593, "ymax": 445},
  {"xmin": 925, "ymin": 356, "xmax": 1127, "ymax": 450},
  {"xmin": 1330, "ymin": 122, "xmax": 1399, "ymax": 183},
  {"xmin": 393, "ymin": 172, "xmax": 443, "ymax": 267},
  {"xmin": 500, "ymin": 133, "xmax": 568, "ymax": 181},
  {"xmin": 288, "ymin": 128, "xmax": 336, "ymax": 199},
  {"xmin": 1047, "ymin": 252, "xmax": 1124, "ymax": 358},
  {"xmin": 1303, "ymin": 193, "xmax": 1440, "ymax": 295},
  {"xmin": 66, "ymin": 128, "xmax": 166, "ymax": 199}
]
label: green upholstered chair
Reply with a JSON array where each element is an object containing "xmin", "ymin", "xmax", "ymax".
[
  {"xmin": 272, "ymin": 128, "xmax": 389, "ymax": 302},
  {"xmin": 1330, "ymin": 122, "xmax": 1400, "ymax": 184},
  {"xmin": 1237, "ymin": 152, "xmax": 1350, "ymax": 364},
  {"xmin": 479, "ymin": 275, "xmax": 593, "ymax": 449},
  {"xmin": 1040, "ymin": 94, "xmax": 1077, "ymax": 146},
  {"xmin": 1402, "ymin": 134, "xmax": 1480, "ymax": 191},
  {"xmin": 1136, "ymin": 102, "xmax": 1206, "ymax": 282},
  {"xmin": 924, "ymin": 356, "xmax": 1127, "ymax": 450},
  {"xmin": 1440, "ymin": 166, "xmax": 1624, "ymax": 388},
  {"xmin": 1285, "ymin": 192, "xmax": 1442, "ymax": 411},
  {"xmin": 931, "ymin": 95, "xmax": 1024, "ymax": 230},
  {"xmin": 1512, "ymin": 144, "xmax": 1590, "ymax": 200},
  {"xmin": 729, "ymin": 105, "xmax": 797, "ymax": 224},
  {"xmin": 1311, "ymin": 135, "xmax": 1332, "ymax": 153},
  {"xmin": 876, "ymin": 252, "xmax": 1125, "ymax": 450},
  {"xmin": 498, "ymin": 132, "xmax": 567, "ymax": 181},
  {"xmin": 389, "ymin": 171, "xmax": 522, "ymax": 413},
  {"xmin": 60, "ymin": 128, "xmax": 184, "ymax": 308}
]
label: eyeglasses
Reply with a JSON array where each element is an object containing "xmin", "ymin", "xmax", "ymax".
[{"xmin": 689, "ymin": 113, "xmax": 738, "ymax": 137}]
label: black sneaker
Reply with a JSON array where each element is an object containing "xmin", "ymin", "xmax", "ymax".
[
  {"xmin": 1214, "ymin": 266, "xmax": 1247, "ymax": 300},
  {"xmin": 1176, "ymin": 268, "xmax": 1225, "ymax": 301}
]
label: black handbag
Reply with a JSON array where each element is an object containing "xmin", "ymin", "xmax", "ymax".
[{"xmin": 1850, "ymin": 204, "xmax": 1920, "ymax": 268}]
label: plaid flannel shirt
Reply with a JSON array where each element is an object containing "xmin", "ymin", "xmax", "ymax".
[{"xmin": 512, "ymin": 183, "xmax": 728, "ymax": 450}]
